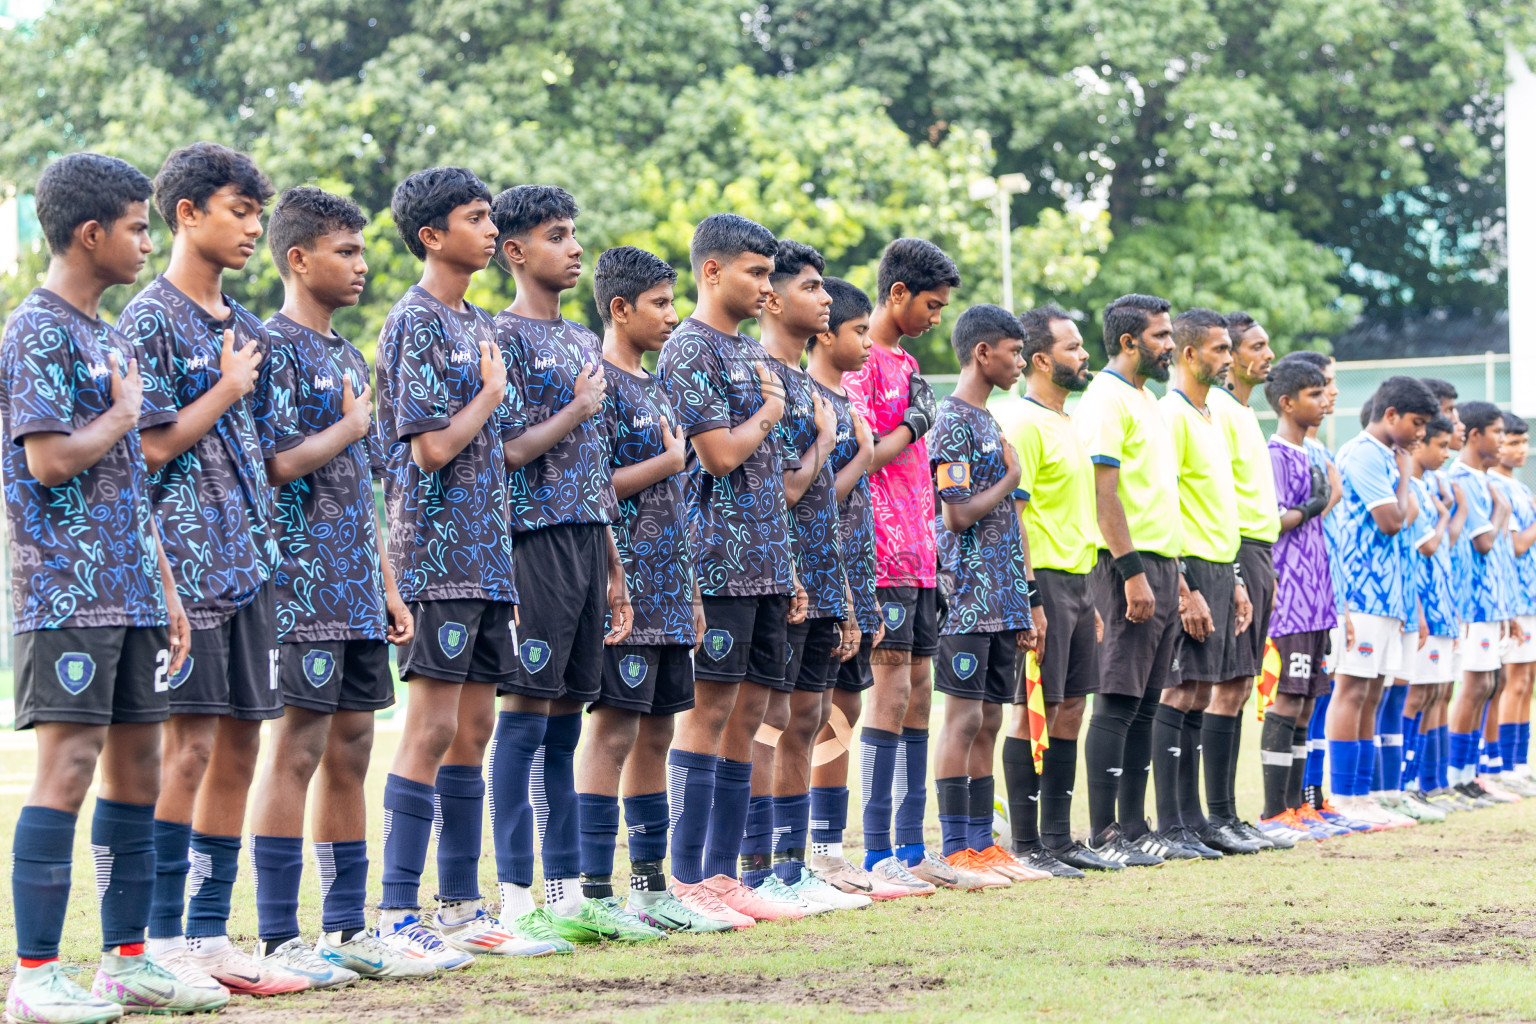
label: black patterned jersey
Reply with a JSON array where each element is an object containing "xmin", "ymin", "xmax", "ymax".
[
  {"xmin": 494, "ymin": 312, "xmax": 618, "ymax": 532},
  {"xmin": 601, "ymin": 361, "xmax": 696, "ymax": 645},
  {"xmin": 773, "ymin": 361, "xmax": 845, "ymax": 620},
  {"xmin": 814, "ymin": 380, "xmax": 877, "ymax": 633},
  {"xmin": 123, "ymin": 275, "xmax": 277, "ymax": 630},
  {"xmin": 375, "ymin": 286, "xmax": 517, "ymax": 605},
  {"xmin": 931, "ymin": 396, "xmax": 1032, "ymax": 636},
  {"xmin": 0, "ymin": 289, "xmax": 168, "ymax": 632},
  {"xmin": 656, "ymin": 318, "xmax": 794, "ymax": 598},
  {"xmin": 262, "ymin": 314, "xmax": 387, "ymax": 642}
]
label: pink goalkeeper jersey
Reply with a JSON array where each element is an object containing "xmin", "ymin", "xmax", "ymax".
[{"xmin": 843, "ymin": 342, "xmax": 936, "ymax": 588}]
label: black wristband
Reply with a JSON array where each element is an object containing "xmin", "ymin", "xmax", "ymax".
[
  {"xmin": 1028, "ymin": 581, "xmax": 1044, "ymax": 608},
  {"xmin": 1179, "ymin": 559, "xmax": 1199, "ymax": 593},
  {"xmin": 1232, "ymin": 560, "xmax": 1247, "ymax": 589},
  {"xmin": 1114, "ymin": 551, "xmax": 1146, "ymax": 580}
]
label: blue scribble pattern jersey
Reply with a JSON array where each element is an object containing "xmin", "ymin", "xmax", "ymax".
[
  {"xmin": 375, "ymin": 286, "xmax": 517, "ymax": 605},
  {"xmin": 1409, "ymin": 475, "xmax": 1459, "ymax": 637},
  {"xmin": 815, "ymin": 380, "xmax": 877, "ymax": 633},
  {"xmin": 1446, "ymin": 462, "xmax": 1503, "ymax": 624},
  {"xmin": 495, "ymin": 312, "xmax": 618, "ymax": 532},
  {"xmin": 262, "ymin": 314, "xmax": 387, "ymax": 642},
  {"xmin": 1335, "ymin": 432, "xmax": 1412, "ymax": 623},
  {"xmin": 0, "ymin": 290, "xmax": 168, "ymax": 632},
  {"xmin": 773, "ymin": 362, "xmax": 845, "ymax": 621},
  {"xmin": 1501, "ymin": 476, "xmax": 1536, "ymax": 617},
  {"xmin": 657, "ymin": 318, "xmax": 794, "ymax": 598},
  {"xmin": 930, "ymin": 396, "xmax": 1031, "ymax": 636},
  {"xmin": 601, "ymin": 361, "xmax": 696, "ymax": 645},
  {"xmin": 123, "ymin": 276, "xmax": 276, "ymax": 629},
  {"xmin": 1489, "ymin": 474, "xmax": 1526, "ymax": 618}
]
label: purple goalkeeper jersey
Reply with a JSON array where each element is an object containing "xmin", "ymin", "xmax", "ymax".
[{"xmin": 1267, "ymin": 436, "xmax": 1337, "ymax": 636}]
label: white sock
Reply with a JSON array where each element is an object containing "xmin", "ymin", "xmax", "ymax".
[
  {"xmin": 146, "ymin": 936, "xmax": 185, "ymax": 957},
  {"xmin": 545, "ymin": 877, "xmax": 582, "ymax": 916},
  {"xmin": 377, "ymin": 907, "xmax": 414, "ymax": 932},
  {"xmin": 184, "ymin": 935, "xmax": 229, "ymax": 955},
  {"xmin": 811, "ymin": 841, "xmax": 842, "ymax": 859},
  {"xmin": 436, "ymin": 897, "xmax": 480, "ymax": 926},
  {"xmin": 499, "ymin": 883, "xmax": 535, "ymax": 921}
]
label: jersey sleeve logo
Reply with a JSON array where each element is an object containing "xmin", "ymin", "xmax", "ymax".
[
  {"xmin": 520, "ymin": 638, "xmax": 552, "ymax": 673},
  {"xmin": 882, "ymin": 602, "xmax": 907, "ymax": 630},
  {"xmin": 702, "ymin": 629, "xmax": 734, "ymax": 661},
  {"xmin": 55, "ymin": 653, "xmax": 97, "ymax": 696},
  {"xmin": 937, "ymin": 462, "xmax": 971, "ymax": 489},
  {"xmin": 438, "ymin": 622, "xmax": 469, "ymax": 660},
  {"xmin": 302, "ymin": 649, "xmax": 336, "ymax": 688},
  {"xmin": 619, "ymin": 654, "xmax": 649, "ymax": 687},
  {"xmin": 951, "ymin": 651, "xmax": 978, "ymax": 680}
]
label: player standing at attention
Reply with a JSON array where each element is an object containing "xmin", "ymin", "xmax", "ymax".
[
  {"xmin": 997, "ymin": 305, "xmax": 1114, "ymax": 876},
  {"xmin": 244, "ymin": 187, "xmax": 440, "ymax": 984},
  {"xmin": 1491, "ymin": 416, "xmax": 1536, "ymax": 794},
  {"xmin": 372, "ymin": 168, "xmax": 557, "ymax": 965},
  {"xmin": 488, "ymin": 186, "xmax": 647, "ymax": 944},
  {"xmin": 123, "ymin": 143, "xmax": 307, "ymax": 995},
  {"xmin": 2, "ymin": 152, "xmax": 220, "ymax": 1024},
  {"xmin": 658, "ymin": 214, "xmax": 805, "ymax": 924},
  {"xmin": 842, "ymin": 239, "xmax": 963, "ymax": 892}
]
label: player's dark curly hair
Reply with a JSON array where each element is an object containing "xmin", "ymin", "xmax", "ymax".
[
  {"xmin": 391, "ymin": 166, "xmax": 492, "ymax": 261},
  {"xmin": 1503, "ymin": 412, "xmax": 1529, "ymax": 437},
  {"xmin": 593, "ymin": 245, "xmax": 677, "ymax": 327},
  {"xmin": 1371, "ymin": 376, "xmax": 1440, "ymax": 424},
  {"xmin": 490, "ymin": 185, "xmax": 580, "ymax": 272},
  {"xmin": 1018, "ymin": 304, "xmax": 1074, "ymax": 371},
  {"xmin": 876, "ymin": 237, "xmax": 960, "ymax": 306},
  {"xmin": 951, "ymin": 303, "xmax": 1023, "ymax": 366},
  {"xmin": 267, "ymin": 186, "xmax": 367, "ymax": 278},
  {"xmin": 821, "ymin": 277, "xmax": 872, "ymax": 339},
  {"xmin": 153, "ymin": 142, "xmax": 273, "ymax": 233},
  {"xmin": 1102, "ymin": 293, "xmax": 1170, "ymax": 355},
  {"xmin": 689, "ymin": 213, "xmax": 778, "ymax": 273},
  {"xmin": 1263, "ymin": 357, "xmax": 1325, "ymax": 410},
  {"xmin": 35, "ymin": 152, "xmax": 152, "ymax": 255},
  {"xmin": 770, "ymin": 239, "xmax": 825, "ymax": 286}
]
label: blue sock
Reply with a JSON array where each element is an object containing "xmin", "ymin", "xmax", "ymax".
[
  {"xmin": 1436, "ymin": 726, "xmax": 1452, "ymax": 789},
  {"xmin": 1327, "ymin": 739, "xmax": 1358, "ymax": 797},
  {"xmin": 534, "ymin": 713, "xmax": 582, "ymax": 884},
  {"xmin": 894, "ymin": 728, "xmax": 929, "ymax": 857},
  {"xmin": 1377, "ymin": 686, "xmax": 1406, "ymax": 791},
  {"xmin": 313, "ymin": 840, "xmax": 368, "ymax": 935},
  {"xmin": 666, "ymin": 749, "xmax": 716, "ymax": 885},
  {"xmin": 433, "ymin": 765, "xmax": 484, "ymax": 901},
  {"xmin": 13, "ymin": 806, "xmax": 75, "ymax": 960},
  {"xmin": 936, "ymin": 776, "xmax": 969, "ymax": 857},
  {"xmin": 1500, "ymin": 723, "xmax": 1519, "ymax": 775},
  {"xmin": 623, "ymin": 791, "xmax": 670, "ymax": 865},
  {"xmin": 1401, "ymin": 712, "xmax": 1422, "ymax": 786},
  {"xmin": 1356, "ymin": 739, "xmax": 1376, "ymax": 796},
  {"xmin": 1519, "ymin": 721, "xmax": 1531, "ymax": 768},
  {"xmin": 91, "ymin": 799, "xmax": 154, "ymax": 951},
  {"xmin": 1304, "ymin": 692, "xmax": 1330, "ymax": 788},
  {"xmin": 380, "ymin": 773, "xmax": 435, "ymax": 909},
  {"xmin": 702, "ymin": 758, "xmax": 753, "ymax": 879},
  {"xmin": 251, "ymin": 835, "xmax": 304, "ymax": 944},
  {"xmin": 771, "ymin": 794, "xmax": 811, "ymax": 882},
  {"xmin": 577, "ymin": 792, "xmax": 620, "ymax": 885},
  {"xmin": 809, "ymin": 786, "xmax": 848, "ymax": 846},
  {"xmin": 858, "ymin": 728, "xmax": 898, "ymax": 869},
  {"xmin": 1449, "ymin": 731, "xmax": 1479, "ymax": 785},
  {"xmin": 185, "ymin": 832, "xmax": 240, "ymax": 938},
  {"xmin": 1418, "ymin": 726, "xmax": 1438, "ymax": 792},
  {"xmin": 148, "ymin": 819, "xmax": 191, "ymax": 939},
  {"xmin": 738, "ymin": 794, "xmax": 774, "ymax": 887},
  {"xmin": 489, "ymin": 710, "xmax": 544, "ymax": 888}
]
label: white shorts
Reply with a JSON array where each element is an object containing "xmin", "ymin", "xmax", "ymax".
[
  {"xmin": 1388, "ymin": 628, "xmax": 1417, "ymax": 682},
  {"xmin": 1502, "ymin": 616, "xmax": 1536, "ymax": 665},
  {"xmin": 1334, "ymin": 613, "xmax": 1405, "ymax": 680},
  {"xmin": 1462, "ymin": 621, "xmax": 1503, "ymax": 673},
  {"xmin": 1412, "ymin": 635, "xmax": 1456, "ymax": 685}
]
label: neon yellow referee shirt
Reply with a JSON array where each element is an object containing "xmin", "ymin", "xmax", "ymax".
[
  {"xmin": 1003, "ymin": 395, "xmax": 1096, "ymax": 574},
  {"xmin": 1073, "ymin": 370, "xmax": 1182, "ymax": 559},
  {"xmin": 1160, "ymin": 389, "xmax": 1241, "ymax": 563},
  {"xmin": 1211, "ymin": 386, "xmax": 1280, "ymax": 543}
]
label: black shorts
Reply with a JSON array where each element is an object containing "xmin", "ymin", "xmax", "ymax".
[
  {"xmin": 13, "ymin": 625, "xmax": 172, "ymax": 729},
  {"xmin": 777, "ymin": 618, "xmax": 840, "ymax": 694},
  {"xmin": 696, "ymin": 594, "xmax": 791, "ymax": 687},
  {"xmin": 171, "ymin": 583, "xmax": 281, "ymax": 720},
  {"xmin": 834, "ymin": 635, "xmax": 875, "ymax": 693},
  {"xmin": 398, "ymin": 599, "xmax": 517, "ymax": 687},
  {"xmin": 596, "ymin": 644, "xmax": 695, "ymax": 715},
  {"xmin": 935, "ymin": 631, "xmax": 1017, "ymax": 704},
  {"xmin": 874, "ymin": 586, "xmax": 939, "ymax": 657},
  {"xmin": 1231, "ymin": 539, "xmax": 1275, "ymax": 678},
  {"xmin": 1179, "ymin": 557, "xmax": 1239, "ymax": 684},
  {"xmin": 1274, "ymin": 631, "xmax": 1331, "ymax": 698},
  {"xmin": 1090, "ymin": 551, "xmax": 1181, "ymax": 699},
  {"xmin": 278, "ymin": 638, "xmax": 394, "ymax": 714},
  {"xmin": 501, "ymin": 523, "xmax": 609, "ymax": 702},
  {"xmin": 1019, "ymin": 569, "xmax": 1099, "ymax": 704}
]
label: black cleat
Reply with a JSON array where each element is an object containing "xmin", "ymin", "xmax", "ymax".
[
  {"xmin": 1047, "ymin": 839, "xmax": 1125, "ymax": 872},
  {"xmin": 1166, "ymin": 825, "xmax": 1224, "ymax": 859},
  {"xmin": 1228, "ymin": 817, "xmax": 1286, "ymax": 850},
  {"xmin": 1197, "ymin": 820, "xmax": 1263, "ymax": 855},
  {"xmin": 1135, "ymin": 828, "xmax": 1199, "ymax": 861},
  {"xmin": 1089, "ymin": 823, "xmax": 1164, "ymax": 867},
  {"xmin": 1016, "ymin": 845, "xmax": 1086, "ymax": 879},
  {"xmin": 1455, "ymin": 782, "xmax": 1495, "ymax": 808}
]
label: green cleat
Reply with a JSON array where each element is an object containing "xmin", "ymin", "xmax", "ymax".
[
  {"xmin": 596, "ymin": 897, "xmax": 668, "ymax": 942},
  {"xmin": 544, "ymin": 898, "xmax": 642, "ymax": 944},
  {"xmin": 628, "ymin": 891, "xmax": 734, "ymax": 934},
  {"xmin": 91, "ymin": 950, "xmax": 229, "ymax": 1014},
  {"xmin": 6, "ymin": 961, "xmax": 123, "ymax": 1024},
  {"xmin": 508, "ymin": 908, "xmax": 576, "ymax": 954}
]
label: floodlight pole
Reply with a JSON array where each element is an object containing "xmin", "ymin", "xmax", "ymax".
[{"xmin": 970, "ymin": 173, "xmax": 1030, "ymax": 312}]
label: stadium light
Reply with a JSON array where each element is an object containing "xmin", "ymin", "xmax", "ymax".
[{"xmin": 969, "ymin": 173, "xmax": 1031, "ymax": 311}]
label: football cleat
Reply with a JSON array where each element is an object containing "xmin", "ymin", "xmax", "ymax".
[
  {"xmin": 6, "ymin": 962, "xmax": 124, "ymax": 1024},
  {"xmin": 942, "ymin": 849, "xmax": 1011, "ymax": 889},
  {"xmin": 787, "ymin": 870, "xmax": 873, "ymax": 911},
  {"xmin": 436, "ymin": 906, "xmax": 566, "ymax": 956},
  {"xmin": 253, "ymin": 937, "xmax": 358, "ymax": 989},
  {"xmin": 1258, "ymin": 813, "xmax": 1319, "ymax": 844},
  {"xmin": 1088, "ymin": 824, "xmax": 1163, "ymax": 867},
  {"xmin": 316, "ymin": 930, "xmax": 441, "ymax": 978},
  {"xmin": 1294, "ymin": 803, "xmax": 1352, "ymax": 836},
  {"xmin": 976, "ymin": 844, "xmax": 1053, "ymax": 880},
  {"xmin": 1014, "ymin": 844, "xmax": 1086, "ymax": 879},
  {"xmin": 705, "ymin": 874, "xmax": 805, "ymax": 923},
  {"xmin": 906, "ymin": 852, "xmax": 965, "ymax": 890},
  {"xmin": 1163, "ymin": 825, "xmax": 1225, "ymax": 860},
  {"xmin": 377, "ymin": 914, "xmax": 474, "ymax": 971},
  {"xmin": 807, "ymin": 852, "xmax": 877, "ymax": 895},
  {"xmin": 1131, "ymin": 828, "xmax": 1199, "ymax": 861},
  {"xmin": 181, "ymin": 943, "xmax": 308, "ymax": 996},
  {"xmin": 669, "ymin": 877, "xmax": 756, "ymax": 929},
  {"xmin": 1317, "ymin": 798, "xmax": 1374, "ymax": 831},
  {"xmin": 1195, "ymin": 821, "xmax": 1263, "ymax": 855},
  {"xmin": 754, "ymin": 874, "xmax": 827, "ymax": 915},
  {"xmin": 1047, "ymin": 839, "xmax": 1128, "ymax": 871},
  {"xmin": 627, "ymin": 891, "xmax": 734, "ymax": 934},
  {"xmin": 594, "ymin": 897, "xmax": 669, "ymax": 941},
  {"xmin": 868, "ymin": 856, "xmax": 937, "ymax": 897},
  {"xmin": 91, "ymin": 950, "xmax": 229, "ymax": 1014},
  {"xmin": 1227, "ymin": 818, "xmax": 1283, "ymax": 850}
]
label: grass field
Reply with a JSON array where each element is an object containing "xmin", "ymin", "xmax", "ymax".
[{"xmin": 3, "ymin": 707, "xmax": 1536, "ymax": 1024}]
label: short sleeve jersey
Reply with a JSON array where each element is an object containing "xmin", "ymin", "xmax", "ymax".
[
  {"xmin": 842, "ymin": 343, "xmax": 935, "ymax": 587},
  {"xmin": 1335, "ymin": 432, "xmax": 1410, "ymax": 623},
  {"xmin": 656, "ymin": 317, "xmax": 794, "ymax": 598},
  {"xmin": 1445, "ymin": 462, "xmax": 1502, "ymax": 623},
  {"xmin": 1074, "ymin": 370, "xmax": 1181, "ymax": 558},
  {"xmin": 0, "ymin": 290, "xmax": 168, "ymax": 632},
  {"xmin": 773, "ymin": 361, "xmax": 845, "ymax": 620},
  {"xmin": 1409, "ymin": 474, "xmax": 1459, "ymax": 637},
  {"xmin": 1489, "ymin": 474, "xmax": 1523, "ymax": 619},
  {"xmin": 1000, "ymin": 395, "xmax": 1096, "ymax": 575},
  {"xmin": 123, "ymin": 276, "xmax": 277, "ymax": 630},
  {"xmin": 262, "ymin": 314, "xmax": 387, "ymax": 642},
  {"xmin": 495, "ymin": 312, "xmax": 618, "ymax": 532},
  {"xmin": 1266, "ymin": 437, "xmax": 1337, "ymax": 636},
  {"xmin": 374, "ymin": 286, "xmax": 517, "ymax": 605},
  {"xmin": 1159, "ymin": 390, "xmax": 1240, "ymax": 564},
  {"xmin": 601, "ymin": 361, "xmax": 696, "ymax": 646},
  {"xmin": 814, "ymin": 380, "xmax": 877, "ymax": 632},
  {"xmin": 931, "ymin": 396, "xmax": 1032, "ymax": 636},
  {"xmin": 1502, "ymin": 477, "xmax": 1536, "ymax": 616},
  {"xmin": 1305, "ymin": 437, "xmax": 1350, "ymax": 615},
  {"xmin": 1211, "ymin": 387, "xmax": 1281, "ymax": 543}
]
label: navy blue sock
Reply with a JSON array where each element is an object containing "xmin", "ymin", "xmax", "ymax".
[
  {"xmin": 702, "ymin": 758, "xmax": 753, "ymax": 879},
  {"xmin": 577, "ymin": 792, "xmax": 620, "ymax": 892},
  {"xmin": 433, "ymin": 765, "xmax": 484, "ymax": 901},
  {"xmin": 968, "ymin": 775, "xmax": 995, "ymax": 853},
  {"xmin": 148, "ymin": 819, "xmax": 191, "ymax": 939},
  {"xmin": 738, "ymin": 794, "xmax": 775, "ymax": 887},
  {"xmin": 185, "ymin": 832, "xmax": 240, "ymax": 938},
  {"xmin": 314, "ymin": 840, "xmax": 368, "ymax": 935},
  {"xmin": 771, "ymin": 793, "xmax": 811, "ymax": 882},
  {"xmin": 1304, "ymin": 692, "xmax": 1330, "ymax": 788},
  {"xmin": 936, "ymin": 776, "xmax": 969, "ymax": 857},
  {"xmin": 623, "ymin": 791, "xmax": 670, "ymax": 864},
  {"xmin": 809, "ymin": 786, "xmax": 848, "ymax": 846},
  {"xmin": 858, "ymin": 728, "xmax": 898, "ymax": 868},
  {"xmin": 13, "ymin": 806, "xmax": 75, "ymax": 960},
  {"xmin": 894, "ymin": 728, "xmax": 929, "ymax": 854},
  {"xmin": 535, "ymin": 713, "xmax": 583, "ymax": 883},
  {"xmin": 666, "ymin": 749, "xmax": 716, "ymax": 885},
  {"xmin": 250, "ymin": 834, "xmax": 304, "ymax": 945},
  {"xmin": 91, "ymin": 798, "xmax": 154, "ymax": 951},
  {"xmin": 489, "ymin": 710, "xmax": 544, "ymax": 887},
  {"xmin": 380, "ymin": 773, "xmax": 435, "ymax": 909}
]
